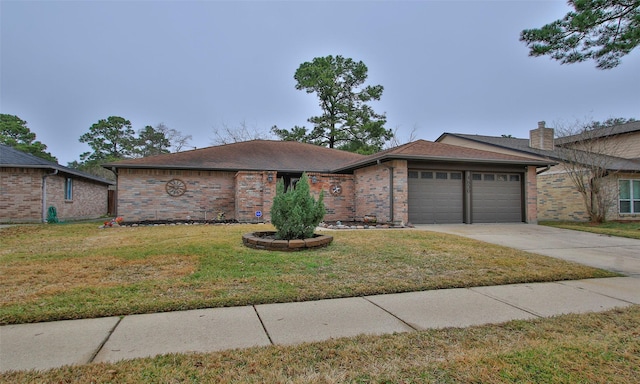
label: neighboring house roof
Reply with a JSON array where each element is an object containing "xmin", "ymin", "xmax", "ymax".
[
  {"xmin": 103, "ymin": 140, "xmax": 367, "ymax": 173},
  {"xmin": 0, "ymin": 144, "xmax": 114, "ymax": 185},
  {"xmin": 335, "ymin": 139, "xmax": 554, "ymax": 172},
  {"xmin": 556, "ymin": 120, "xmax": 640, "ymax": 145},
  {"xmin": 436, "ymin": 133, "xmax": 559, "ymax": 158},
  {"xmin": 436, "ymin": 133, "xmax": 640, "ymax": 172}
]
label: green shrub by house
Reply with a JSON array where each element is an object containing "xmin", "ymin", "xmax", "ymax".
[{"xmin": 271, "ymin": 173, "xmax": 325, "ymax": 240}]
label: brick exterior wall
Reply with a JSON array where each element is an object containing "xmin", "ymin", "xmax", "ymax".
[
  {"xmin": 114, "ymin": 161, "xmax": 541, "ymax": 225},
  {"xmin": 525, "ymin": 165, "xmax": 538, "ymax": 223},
  {"xmin": 1, "ymin": 167, "xmax": 108, "ymax": 223},
  {"xmin": 46, "ymin": 175, "xmax": 109, "ymax": 221},
  {"xmin": 537, "ymin": 166, "xmax": 590, "ymax": 221},
  {"xmin": 537, "ymin": 168, "xmax": 640, "ymax": 222},
  {"xmin": 307, "ymin": 172, "xmax": 356, "ymax": 222},
  {"xmin": 116, "ymin": 169, "xmax": 236, "ymax": 221},
  {"xmin": 115, "ymin": 169, "xmax": 359, "ymax": 223},
  {"xmin": 529, "ymin": 122, "xmax": 555, "ymax": 150},
  {"xmin": 235, "ymin": 171, "xmax": 276, "ymax": 223},
  {"xmin": 1, "ymin": 167, "xmax": 44, "ymax": 222},
  {"xmin": 354, "ymin": 160, "xmax": 409, "ymax": 225}
]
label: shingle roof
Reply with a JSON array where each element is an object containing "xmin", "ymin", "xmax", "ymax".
[
  {"xmin": 334, "ymin": 139, "xmax": 554, "ymax": 172},
  {"xmin": 103, "ymin": 140, "xmax": 367, "ymax": 173},
  {"xmin": 556, "ymin": 120, "xmax": 640, "ymax": 145},
  {"xmin": 0, "ymin": 144, "xmax": 114, "ymax": 184},
  {"xmin": 105, "ymin": 139, "xmax": 554, "ymax": 174},
  {"xmin": 437, "ymin": 133, "xmax": 640, "ymax": 172},
  {"xmin": 437, "ymin": 133, "xmax": 559, "ymax": 158}
]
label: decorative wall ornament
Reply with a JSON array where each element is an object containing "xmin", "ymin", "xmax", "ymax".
[{"xmin": 166, "ymin": 179, "xmax": 186, "ymax": 197}]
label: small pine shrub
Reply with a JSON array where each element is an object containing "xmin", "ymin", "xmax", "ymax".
[{"xmin": 271, "ymin": 173, "xmax": 326, "ymax": 240}]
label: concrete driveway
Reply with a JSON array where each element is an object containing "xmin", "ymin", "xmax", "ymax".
[{"xmin": 414, "ymin": 223, "xmax": 640, "ymax": 278}]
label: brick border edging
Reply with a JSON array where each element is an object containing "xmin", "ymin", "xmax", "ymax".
[{"xmin": 242, "ymin": 231, "xmax": 333, "ymax": 251}]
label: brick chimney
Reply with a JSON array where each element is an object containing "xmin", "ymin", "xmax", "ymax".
[{"xmin": 529, "ymin": 121, "xmax": 555, "ymax": 150}]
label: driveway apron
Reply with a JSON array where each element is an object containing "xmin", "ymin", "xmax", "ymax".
[{"xmin": 414, "ymin": 223, "xmax": 640, "ymax": 277}]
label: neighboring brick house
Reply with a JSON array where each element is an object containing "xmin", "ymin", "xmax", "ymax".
[
  {"xmin": 104, "ymin": 139, "xmax": 551, "ymax": 224},
  {"xmin": 437, "ymin": 121, "xmax": 640, "ymax": 222},
  {"xmin": 0, "ymin": 144, "xmax": 114, "ymax": 223}
]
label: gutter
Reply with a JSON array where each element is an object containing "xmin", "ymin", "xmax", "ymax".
[
  {"xmin": 42, "ymin": 169, "xmax": 58, "ymax": 222},
  {"xmin": 377, "ymin": 160, "xmax": 394, "ymax": 223},
  {"xmin": 335, "ymin": 154, "xmax": 554, "ymax": 173},
  {"xmin": 536, "ymin": 165, "xmax": 551, "ymax": 174}
]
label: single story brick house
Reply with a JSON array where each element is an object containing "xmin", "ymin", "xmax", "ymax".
[
  {"xmin": 437, "ymin": 121, "xmax": 640, "ymax": 221},
  {"xmin": 0, "ymin": 144, "xmax": 114, "ymax": 223},
  {"xmin": 104, "ymin": 139, "xmax": 552, "ymax": 224}
]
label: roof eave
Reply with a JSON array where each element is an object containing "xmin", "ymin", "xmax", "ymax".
[
  {"xmin": 3, "ymin": 163, "xmax": 114, "ymax": 185},
  {"xmin": 333, "ymin": 154, "xmax": 555, "ymax": 172},
  {"xmin": 103, "ymin": 163, "xmax": 337, "ymax": 174}
]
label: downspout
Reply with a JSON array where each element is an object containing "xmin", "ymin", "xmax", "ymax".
[
  {"xmin": 377, "ymin": 160, "xmax": 394, "ymax": 223},
  {"xmin": 111, "ymin": 167, "xmax": 118, "ymax": 217},
  {"xmin": 42, "ymin": 169, "xmax": 59, "ymax": 222}
]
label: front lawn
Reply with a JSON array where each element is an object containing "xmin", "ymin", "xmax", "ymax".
[
  {"xmin": 0, "ymin": 223, "xmax": 616, "ymax": 325},
  {"xmin": 541, "ymin": 221, "xmax": 640, "ymax": 240}
]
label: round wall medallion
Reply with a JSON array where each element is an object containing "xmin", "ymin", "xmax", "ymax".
[
  {"xmin": 330, "ymin": 184, "xmax": 342, "ymax": 195},
  {"xmin": 166, "ymin": 179, "xmax": 186, "ymax": 197}
]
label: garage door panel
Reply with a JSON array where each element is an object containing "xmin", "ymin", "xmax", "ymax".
[
  {"xmin": 408, "ymin": 171, "xmax": 463, "ymax": 224},
  {"xmin": 471, "ymin": 173, "xmax": 522, "ymax": 223}
]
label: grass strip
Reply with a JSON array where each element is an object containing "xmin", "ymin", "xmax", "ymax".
[
  {"xmin": 541, "ymin": 220, "xmax": 640, "ymax": 240},
  {"xmin": 2, "ymin": 306, "xmax": 638, "ymax": 383}
]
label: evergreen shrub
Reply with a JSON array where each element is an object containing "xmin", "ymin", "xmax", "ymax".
[{"xmin": 271, "ymin": 173, "xmax": 325, "ymax": 240}]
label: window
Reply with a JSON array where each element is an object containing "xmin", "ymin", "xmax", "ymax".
[
  {"xmin": 436, "ymin": 172, "xmax": 448, "ymax": 180},
  {"xmin": 408, "ymin": 171, "xmax": 419, "ymax": 179},
  {"xmin": 619, "ymin": 180, "xmax": 640, "ymax": 214},
  {"xmin": 65, "ymin": 178, "xmax": 73, "ymax": 200},
  {"xmin": 509, "ymin": 175, "xmax": 520, "ymax": 182},
  {"xmin": 421, "ymin": 171, "xmax": 433, "ymax": 179},
  {"xmin": 483, "ymin": 174, "xmax": 495, "ymax": 181},
  {"xmin": 472, "ymin": 173, "xmax": 482, "ymax": 181},
  {"xmin": 450, "ymin": 172, "xmax": 462, "ymax": 180}
]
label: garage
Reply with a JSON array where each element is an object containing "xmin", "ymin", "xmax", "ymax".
[
  {"xmin": 408, "ymin": 170, "xmax": 524, "ymax": 224},
  {"xmin": 408, "ymin": 170, "xmax": 463, "ymax": 224},
  {"xmin": 471, "ymin": 173, "xmax": 523, "ymax": 223}
]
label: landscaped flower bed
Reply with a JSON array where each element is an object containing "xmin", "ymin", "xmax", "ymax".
[{"xmin": 242, "ymin": 231, "xmax": 333, "ymax": 251}]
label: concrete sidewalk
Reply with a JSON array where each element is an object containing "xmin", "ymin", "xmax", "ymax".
[
  {"xmin": 2, "ymin": 224, "xmax": 640, "ymax": 373},
  {"xmin": 2, "ymin": 277, "xmax": 638, "ymax": 372}
]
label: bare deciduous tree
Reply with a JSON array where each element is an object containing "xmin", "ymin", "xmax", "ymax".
[
  {"xmin": 384, "ymin": 124, "xmax": 419, "ymax": 149},
  {"xmin": 210, "ymin": 120, "xmax": 273, "ymax": 145},
  {"xmin": 554, "ymin": 118, "xmax": 632, "ymax": 223},
  {"xmin": 155, "ymin": 123, "xmax": 192, "ymax": 152}
]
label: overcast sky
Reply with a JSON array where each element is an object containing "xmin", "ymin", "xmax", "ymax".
[{"xmin": 1, "ymin": 0, "xmax": 638, "ymax": 165}]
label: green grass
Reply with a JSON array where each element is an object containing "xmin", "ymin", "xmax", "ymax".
[
  {"xmin": 2, "ymin": 306, "xmax": 638, "ymax": 383},
  {"xmin": 0, "ymin": 223, "xmax": 617, "ymax": 325},
  {"xmin": 541, "ymin": 220, "xmax": 640, "ymax": 240}
]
